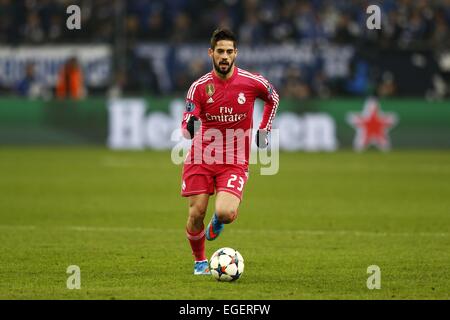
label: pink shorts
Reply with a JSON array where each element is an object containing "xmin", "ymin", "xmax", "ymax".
[{"xmin": 181, "ymin": 163, "xmax": 249, "ymax": 200}]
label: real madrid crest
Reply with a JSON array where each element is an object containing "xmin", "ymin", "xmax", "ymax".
[
  {"xmin": 238, "ymin": 92, "xmax": 246, "ymax": 104},
  {"xmin": 206, "ymin": 83, "xmax": 215, "ymax": 97}
]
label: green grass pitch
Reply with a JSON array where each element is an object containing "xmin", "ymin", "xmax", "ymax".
[{"xmin": 0, "ymin": 147, "xmax": 449, "ymax": 299}]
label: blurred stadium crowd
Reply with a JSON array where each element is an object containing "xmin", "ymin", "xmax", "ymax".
[
  {"xmin": 130, "ymin": 0, "xmax": 450, "ymax": 48},
  {"xmin": 0, "ymin": 0, "xmax": 449, "ymax": 99},
  {"xmin": 2, "ymin": 0, "xmax": 449, "ymax": 47}
]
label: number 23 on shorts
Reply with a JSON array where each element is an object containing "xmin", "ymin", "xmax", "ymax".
[
  {"xmin": 227, "ymin": 174, "xmax": 245, "ymax": 191},
  {"xmin": 217, "ymin": 171, "xmax": 248, "ymax": 199}
]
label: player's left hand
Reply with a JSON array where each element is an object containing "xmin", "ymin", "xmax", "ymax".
[{"xmin": 256, "ymin": 129, "xmax": 269, "ymax": 149}]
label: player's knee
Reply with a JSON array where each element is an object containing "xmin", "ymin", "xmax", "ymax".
[
  {"xmin": 216, "ymin": 207, "xmax": 238, "ymax": 224},
  {"xmin": 189, "ymin": 203, "xmax": 207, "ymax": 221}
]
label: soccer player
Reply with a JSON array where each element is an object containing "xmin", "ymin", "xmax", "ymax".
[{"xmin": 181, "ymin": 28, "xmax": 279, "ymax": 275}]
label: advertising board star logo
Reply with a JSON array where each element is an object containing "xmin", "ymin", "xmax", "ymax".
[{"xmin": 347, "ymin": 98, "xmax": 398, "ymax": 151}]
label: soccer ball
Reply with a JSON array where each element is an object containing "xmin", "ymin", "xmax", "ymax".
[{"xmin": 209, "ymin": 247, "xmax": 244, "ymax": 282}]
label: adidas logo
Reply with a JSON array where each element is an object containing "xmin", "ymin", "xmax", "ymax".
[{"xmin": 207, "ymin": 97, "xmax": 214, "ymax": 104}]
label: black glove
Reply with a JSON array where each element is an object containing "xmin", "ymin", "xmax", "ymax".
[
  {"xmin": 256, "ymin": 129, "xmax": 269, "ymax": 148},
  {"xmin": 186, "ymin": 115, "xmax": 200, "ymax": 139}
]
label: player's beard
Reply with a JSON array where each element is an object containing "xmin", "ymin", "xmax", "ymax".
[{"xmin": 213, "ymin": 59, "xmax": 235, "ymax": 76}]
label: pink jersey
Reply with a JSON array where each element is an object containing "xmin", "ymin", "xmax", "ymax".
[{"xmin": 181, "ymin": 67, "xmax": 279, "ymax": 168}]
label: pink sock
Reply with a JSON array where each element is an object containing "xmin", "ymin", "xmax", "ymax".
[{"xmin": 186, "ymin": 226, "xmax": 206, "ymax": 262}]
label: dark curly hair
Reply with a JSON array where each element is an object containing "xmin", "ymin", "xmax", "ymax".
[{"xmin": 210, "ymin": 28, "xmax": 237, "ymax": 49}]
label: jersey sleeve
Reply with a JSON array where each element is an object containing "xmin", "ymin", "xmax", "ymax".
[
  {"xmin": 181, "ymin": 82, "xmax": 203, "ymax": 139},
  {"xmin": 255, "ymin": 75, "xmax": 279, "ymax": 132}
]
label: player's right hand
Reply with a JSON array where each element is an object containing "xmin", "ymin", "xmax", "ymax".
[{"xmin": 186, "ymin": 115, "xmax": 200, "ymax": 139}]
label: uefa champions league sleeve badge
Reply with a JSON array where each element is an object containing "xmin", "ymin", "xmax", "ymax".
[{"xmin": 185, "ymin": 101, "xmax": 196, "ymax": 112}]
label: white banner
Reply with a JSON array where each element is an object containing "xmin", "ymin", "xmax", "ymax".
[
  {"xmin": 107, "ymin": 98, "xmax": 338, "ymax": 152},
  {"xmin": 0, "ymin": 45, "xmax": 112, "ymax": 87}
]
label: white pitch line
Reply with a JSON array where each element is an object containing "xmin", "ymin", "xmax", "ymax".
[
  {"xmin": 0, "ymin": 225, "xmax": 36, "ymax": 230},
  {"xmin": 0, "ymin": 225, "xmax": 448, "ymax": 238},
  {"xmin": 68, "ymin": 226, "xmax": 173, "ymax": 233},
  {"xmin": 65, "ymin": 226, "xmax": 450, "ymax": 237}
]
